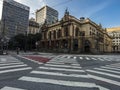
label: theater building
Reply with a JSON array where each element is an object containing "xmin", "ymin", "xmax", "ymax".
[{"xmin": 40, "ymin": 10, "xmax": 112, "ymax": 54}]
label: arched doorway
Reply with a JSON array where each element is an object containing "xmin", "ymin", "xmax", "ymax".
[
  {"xmin": 84, "ymin": 40, "xmax": 91, "ymax": 53},
  {"xmin": 73, "ymin": 39, "xmax": 78, "ymax": 51}
]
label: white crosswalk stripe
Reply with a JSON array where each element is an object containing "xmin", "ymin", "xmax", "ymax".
[
  {"xmin": 3, "ymin": 55, "xmax": 119, "ymax": 90},
  {"xmin": 101, "ymin": 66, "xmax": 120, "ymax": 71},
  {"xmin": 86, "ymin": 63, "xmax": 120, "ymax": 89},
  {"xmin": 2, "ymin": 55, "xmax": 106, "ymax": 90},
  {"xmin": 92, "ymin": 58, "xmax": 97, "ymax": 60},
  {"xmin": 79, "ymin": 57, "xmax": 83, "ymax": 59},
  {"xmin": 86, "ymin": 57, "xmax": 90, "ymax": 60},
  {"xmin": 0, "ymin": 64, "xmax": 28, "ymax": 69},
  {"xmin": 19, "ymin": 76, "xmax": 98, "ymax": 88},
  {"xmin": 45, "ymin": 64, "xmax": 82, "ymax": 69},
  {"xmin": 1, "ymin": 86, "xmax": 26, "ymax": 90},
  {"xmin": 73, "ymin": 57, "xmax": 77, "ymax": 59},
  {"xmin": 51, "ymin": 55, "xmax": 119, "ymax": 62},
  {"xmin": 86, "ymin": 69, "xmax": 120, "ymax": 79},
  {"xmin": 0, "ymin": 62, "xmax": 24, "ymax": 66},
  {"xmin": 0, "ymin": 57, "xmax": 32, "ymax": 75},
  {"xmin": 98, "ymin": 58, "xmax": 105, "ymax": 61},
  {"xmin": 39, "ymin": 67, "xmax": 85, "ymax": 72},
  {"xmin": 31, "ymin": 71, "xmax": 89, "ymax": 78},
  {"xmin": 94, "ymin": 68, "xmax": 120, "ymax": 74}
]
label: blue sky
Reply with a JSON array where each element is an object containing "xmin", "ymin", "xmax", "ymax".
[{"xmin": 0, "ymin": 0, "xmax": 120, "ymax": 28}]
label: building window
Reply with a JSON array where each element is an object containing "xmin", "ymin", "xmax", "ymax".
[
  {"xmin": 75, "ymin": 27, "xmax": 79, "ymax": 36},
  {"xmin": 80, "ymin": 31, "xmax": 85, "ymax": 36},
  {"xmin": 49, "ymin": 31, "xmax": 51, "ymax": 40},
  {"xmin": 90, "ymin": 31, "xmax": 92, "ymax": 35},
  {"xmin": 53, "ymin": 30, "xmax": 56, "ymax": 39},
  {"xmin": 44, "ymin": 32, "xmax": 46, "ymax": 39},
  {"xmin": 90, "ymin": 27, "xmax": 91, "ymax": 30},
  {"xmin": 64, "ymin": 27, "xmax": 69, "ymax": 36},
  {"xmin": 57, "ymin": 29, "xmax": 61, "ymax": 38}
]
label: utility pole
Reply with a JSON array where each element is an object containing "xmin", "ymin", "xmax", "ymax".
[{"xmin": 24, "ymin": 31, "xmax": 27, "ymax": 52}]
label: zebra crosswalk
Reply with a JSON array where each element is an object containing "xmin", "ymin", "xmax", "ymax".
[
  {"xmin": 1, "ymin": 55, "xmax": 120, "ymax": 90},
  {"xmin": 55, "ymin": 55, "xmax": 120, "ymax": 62},
  {"xmin": 86, "ymin": 63, "xmax": 120, "ymax": 90},
  {"xmin": 0, "ymin": 56, "xmax": 32, "ymax": 76},
  {"xmin": 1, "ymin": 56, "xmax": 105, "ymax": 90}
]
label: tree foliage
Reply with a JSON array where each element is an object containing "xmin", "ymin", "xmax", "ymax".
[{"xmin": 8, "ymin": 33, "xmax": 42, "ymax": 50}]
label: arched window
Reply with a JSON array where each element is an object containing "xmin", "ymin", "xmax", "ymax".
[
  {"xmin": 53, "ymin": 30, "xmax": 56, "ymax": 39},
  {"xmin": 49, "ymin": 31, "xmax": 51, "ymax": 40},
  {"xmin": 64, "ymin": 27, "xmax": 69, "ymax": 36},
  {"xmin": 75, "ymin": 27, "xmax": 79, "ymax": 36},
  {"xmin": 44, "ymin": 32, "xmax": 46, "ymax": 39},
  {"xmin": 57, "ymin": 29, "xmax": 61, "ymax": 38}
]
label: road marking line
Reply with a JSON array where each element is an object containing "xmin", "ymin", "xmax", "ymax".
[
  {"xmin": 97, "ymin": 85, "xmax": 110, "ymax": 90},
  {"xmin": 71, "ymin": 64, "xmax": 80, "ymax": 66},
  {"xmin": 79, "ymin": 57, "xmax": 83, "ymax": 59},
  {"xmin": 108, "ymin": 63, "xmax": 120, "ymax": 66},
  {"xmin": 0, "ymin": 61, "xmax": 21, "ymax": 64},
  {"xmin": 0, "ymin": 64, "xmax": 28, "ymax": 69},
  {"xmin": 86, "ymin": 57, "xmax": 90, "ymax": 60},
  {"xmin": 101, "ymin": 66, "xmax": 120, "ymax": 71},
  {"xmin": 31, "ymin": 71, "xmax": 89, "ymax": 78},
  {"xmin": 94, "ymin": 68, "xmax": 120, "ymax": 74},
  {"xmin": 106, "ymin": 64, "xmax": 120, "ymax": 67},
  {"xmin": 0, "ymin": 62, "xmax": 24, "ymax": 66},
  {"xmin": 45, "ymin": 64, "xmax": 81, "ymax": 69},
  {"xmin": 19, "ymin": 76, "xmax": 98, "ymax": 88},
  {"xmin": 73, "ymin": 57, "xmax": 77, "ymax": 59},
  {"xmin": 0, "ymin": 67, "xmax": 32, "ymax": 74},
  {"xmin": 92, "ymin": 58, "xmax": 97, "ymax": 60},
  {"xmin": 98, "ymin": 58, "xmax": 104, "ymax": 61},
  {"xmin": 1, "ymin": 86, "xmax": 26, "ymax": 90},
  {"xmin": 47, "ymin": 62, "xmax": 80, "ymax": 66},
  {"xmin": 88, "ymin": 74, "xmax": 120, "ymax": 86},
  {"xmin": 39, "ymin": 67, "xmax": 85, "ymax": 72},
  {"xmin": 47, "ymin": 62, "xmax": 65, "ymax": 64},
  {"xmin": 67, "ymin": 56, "xmax": 71, "ymax": 59},
  {"xmin": 86, "ymin": 69, "xmax": 120, "ymax": 78}
]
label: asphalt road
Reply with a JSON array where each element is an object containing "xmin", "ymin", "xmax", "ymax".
[{"xmin": 0, "ymin": 53, "xmax": 120, "ymax": 90}]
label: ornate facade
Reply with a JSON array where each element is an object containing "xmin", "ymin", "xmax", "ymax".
[
  {"xmin": 28, "ymin": 18, "xmax": 39, "ymax": 34},
  {"xmin": 107, "ymin": 27, "xmax": 120, "ymax": 52},
  {"xmin": 40, "ymin": 10, "xmax": 112, "ymax": 54}
]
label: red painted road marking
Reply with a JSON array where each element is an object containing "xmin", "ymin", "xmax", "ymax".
[{"xmin": 24, "ymin": 56, "xmax": 50, "ymax": 63}]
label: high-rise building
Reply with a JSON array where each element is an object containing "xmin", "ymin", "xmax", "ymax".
[
  {"xmin": 1, "ymin": 0, "xmax": 30, "ymax": 38},
  {"xmin": 36, "ymin": 5, "xmax": 58, "ymax": 25}
]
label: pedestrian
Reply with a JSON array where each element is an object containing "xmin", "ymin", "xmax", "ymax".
[{"xmin": 16, "ymin": 47, "xmax": 20, "ymax": 54}]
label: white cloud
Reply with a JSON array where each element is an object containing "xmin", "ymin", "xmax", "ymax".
[
  {"xmin": 81, "ymin": 1, "xmax": 112, "ymax": 18},
  {"xmin": 14, "ymin": 0, "xmax": 22, "ymax": 3}
]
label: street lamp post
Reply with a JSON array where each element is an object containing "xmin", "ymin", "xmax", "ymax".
[{"xmin": 24, "ymin": 31, "xmax": 27, "ymax": 52}]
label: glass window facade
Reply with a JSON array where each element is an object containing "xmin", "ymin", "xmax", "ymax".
[{"xmin": 1, "ymin": 0, "xmax": 29, "ymax": 38}]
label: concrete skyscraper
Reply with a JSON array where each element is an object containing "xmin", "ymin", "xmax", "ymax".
[
  {"xmin": 1, "ymin": 0, "xmax": 30, "ymax": 38},
  {"xmin": 36, "ymin": 5, "xmax": 58, "ymax": 25}
]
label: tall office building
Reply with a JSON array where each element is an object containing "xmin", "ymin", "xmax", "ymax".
[
  {"xmin": 36, "ymin": 5, "xmax": 58, "ymax": 25},
  {"xmin": 1, "ymin": 0, "xmax": 30, "ymax": 38}
]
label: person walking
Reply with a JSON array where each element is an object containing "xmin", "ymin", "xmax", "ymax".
[{"xmin": 16, "ymin": 47, "xmax": 20, "ymax": 54}]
